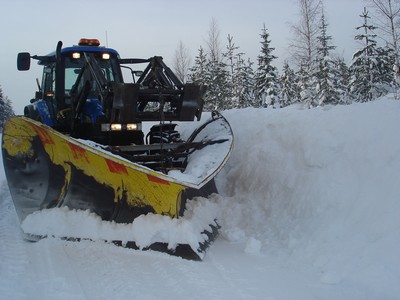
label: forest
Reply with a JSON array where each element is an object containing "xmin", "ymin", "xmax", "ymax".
[{"xmin": 175, "ymin": 0, "xmax": 400, "ymax": 110}]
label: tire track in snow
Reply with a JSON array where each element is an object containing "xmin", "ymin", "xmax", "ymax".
[
  {"xmin": 24, "ymin": 238, "xmax": 88, "ymax": 300},
  {"xmin": 0, "ymin": 180, "xmax": 29, "ymax": 299},
  {"xmin": 54, "ymin": 240, "xmax": 139, "ymax": 300},
  {"xmin": 206, "ymin": 249, "xmax": 256, "ymax": 300},
  {"xmin": 0, "ymin": 181, "xmax": 86, "ymax": 299}
]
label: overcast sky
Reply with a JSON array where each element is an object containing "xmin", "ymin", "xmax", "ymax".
[{"xmin": 1, "ymin": 0, "xmax": 366, "ymax": 114}]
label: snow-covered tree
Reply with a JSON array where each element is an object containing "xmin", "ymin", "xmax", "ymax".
[
  {"xmin": 199, "ymin": 19, "xmax": 230, "ymax": 110},
  {"xmin": 222, "ymin": 34, "xmax": 256, "ymax": 108},
  {"xmin": 224, "ymin": 34, "xmax": 238, "ymax": 78},
  {"xmin": 279, "ymin": 62, "xmax": 299, "ymax": 107},
  {"xmin": 376, "ymin": 45, "xmax": 396, "ymax": 88},
  {"xmin": 255, "ymin": 24, "xmax": 280, "ymax": 108},
  {"xmin": 189, "ymin": 46, "xmax": 208, "ymax": 85},
  {"xmin": 189, "ymin": 46, "xmax": 229, "ymax": 110},
  {"xmin": 314, "ymin": 12, "xmax": 340, "ymax": 105},
  {"xmin": 206, "ymin": 59, "xmax": 230, "ymax": 110},
  {"xmin": 243, "ymin": 58, "xmax": 257, "ymax": 107},
  {"xmin": 333, "ymin": 56, "xmax": 352, "ymax": 104},
  {"xmin": 297, "ymin": 64, "xmax": 316, "ymax": 108},
  {"xmin": 231, "ymin": 53, "xmax": 256, "ymax": 108},
  {"xmin": 288, "ymin": 0, "xmax": 322, "ymax": 108},
  {"xmin": 367, "ymin": 0, "xmax": 400, "ymax": 82},
  {"xmin": 0, "ymin": 85, "xmax": 14, "ymax": 132},
  {"xmin": 350, "ymin": 7, "xmax": 392, "ymax": 101}
]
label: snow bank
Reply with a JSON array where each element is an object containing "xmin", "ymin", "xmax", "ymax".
[{"xmin": 216, "ymin": 99, "xmax": 400, "ymax": 292}]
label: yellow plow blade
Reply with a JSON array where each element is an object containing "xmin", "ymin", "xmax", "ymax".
[
  {"xmin": 2, "ymin": 114, "xmax": 233, "ymax": 259},
  {"xmin": 2, "ymin": 116, "xmax": 189, "ymax": 223}
]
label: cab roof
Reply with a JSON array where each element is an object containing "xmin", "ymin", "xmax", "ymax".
[{"xmin": 37, "ymin": 39, "xmax": 119, "ymax": 65}]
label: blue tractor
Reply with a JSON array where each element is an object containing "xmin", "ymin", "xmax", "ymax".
[{"xmin": 18, "ymin": 38, "xmax": 205, "ymax": 147}]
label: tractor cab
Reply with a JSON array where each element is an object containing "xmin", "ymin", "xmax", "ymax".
[
  {"xmin": 17, "ymin": 38, "xmax": 206, "ymax": 146},
  {"xmin": 18, "ymin": 39, "xmax": 123, "ymax": 131}
]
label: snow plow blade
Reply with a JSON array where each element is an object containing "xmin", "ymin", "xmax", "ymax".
[{"xmin": 2, "ymin": 112, "xmax": 233, "ymax": 260}]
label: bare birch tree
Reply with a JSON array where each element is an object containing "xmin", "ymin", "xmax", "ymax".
[
  {"xmin": 206, "ymin": 17, "xmax": 222, "ymax": 62},
  {"xmin": 173, "ymin": 40, "xmax": 191, "ymax": 83},
  {"xmin": 289, "ymin": 0, "xmax": 323, "ymax": 68}
]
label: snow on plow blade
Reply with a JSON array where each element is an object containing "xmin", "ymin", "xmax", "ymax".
[{"xmin": 1, "ymin": 112, "xmax": 233, "ymax": 260}]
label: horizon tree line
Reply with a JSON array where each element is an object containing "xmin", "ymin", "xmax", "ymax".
[
  {"xmin": 2, "ymin": 0, "xmax": 400, "ymax": 123},
  {"xmin": 175, "ymin": 0, "xmax": 400, "ymax": 110}
]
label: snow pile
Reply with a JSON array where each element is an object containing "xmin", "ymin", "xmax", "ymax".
[
  {"xmin": 21, "ymin": 196, "xmax": 219, "ymax": 258},
  {"xmin": 215, "ymin": 99, "xmax": 400, "ymax": 290}
]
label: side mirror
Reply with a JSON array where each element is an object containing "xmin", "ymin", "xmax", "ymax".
[
  {"xmin": 17, "ymin": 52, "xmax": 31, "ymax": 71},
  {"xmin": 35, "ymin": 91, "xmax": 43, "ymax": 100}
]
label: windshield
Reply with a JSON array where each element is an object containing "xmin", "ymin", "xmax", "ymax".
[{"xmin": 64, "ymin": 54, "xmax": 122, "ymax": 96}]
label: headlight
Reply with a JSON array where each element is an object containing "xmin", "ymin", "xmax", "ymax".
[
  {"xmin": 111, "ymin": 124, "xmax": 122, "ymax": 131},
  {"xmin": 72, "ymin": 52, "xmax": 81, "ymax": 59},
  {"xmin": 127, "ymin": 123, "xmax": 139, "ymax": 130},
  {"xmin": 101, "ymin": 123, "xmax": 141, "ymax": 132}
]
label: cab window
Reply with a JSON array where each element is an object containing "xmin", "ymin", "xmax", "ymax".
[
  {"xmin": 42, "ymin": 65, "xmax": 55, "ymax": 99},
  {"xmin": 64, "ymin": 54, "xmax": 122, "ymax": 97}
]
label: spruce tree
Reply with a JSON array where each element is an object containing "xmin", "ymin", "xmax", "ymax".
[
  {"xmin": 333, "ymin": 57, "xmax": 352, "ymax": 104},
  {"xmin": 204, "ymin": 58, "xmax": 229, "ymax": 110},
  {"xmin": 280, "ymin": 62, "xmax": 299, "ymax": 107},
  {"xmin": 223, "ymin": 34, "xmax": 239, "ymax": 108},
  {"xmin": 243, "ymin": 58, "xmax": 257, "ymax": 107},
  {"xmin": 231, "ymin": 53, "xmax": 255, "ymax": 108},
  {"xmin": 189, "ymin": 46, "xmax": 227, "ymax": 111},
  {"xmin": 315, "ymin": 13, "xmax": 340, "ymax": 105},
  {"xmin": 297, "ymin": 64, "xmax": 316, "ymax": 108},
  {"xmin": 255, "ymin": 24, "xmax": 279, "ymax": 108},
  {"xmin": 376, "ymin": 46, "xmax": 396, "ymax": 88},
  {"xmin": 189, "ymin": 46, "xmax": 208, "ymax": 85},
  {"xmin": 224, "ymin": 35, "xmax": 238, "ymax": 80},
  {"xmin": 222, "ymin": 34, "xmax": 256, "ymax": 108},
  {"xmin": 350, "ymin": 8, "xmax": 391, "ymax": 101}
]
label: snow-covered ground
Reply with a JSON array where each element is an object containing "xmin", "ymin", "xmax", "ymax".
[{"xmin": 1, "ymin": 97, "xmax": 400, "ymax": 300}]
